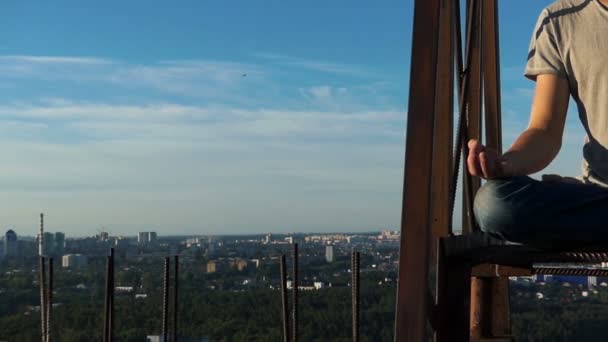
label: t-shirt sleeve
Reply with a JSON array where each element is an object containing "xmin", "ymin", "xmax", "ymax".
[{"xmin": 525, "ymin": 9, "xmax": 567, "ymax": 81}]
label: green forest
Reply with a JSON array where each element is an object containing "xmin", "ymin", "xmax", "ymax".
[
  {"xmin": 0, "ymin": 282, "xmax": 394, "ymax": 341},
  {"xmin": 3, "ymin": 257, "xmax": 608, "ymax": 341}
]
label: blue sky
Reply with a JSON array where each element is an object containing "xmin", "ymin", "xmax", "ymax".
[{"xmin": 0, "ymin": 0, "xmax": 584, "ymax": 236}]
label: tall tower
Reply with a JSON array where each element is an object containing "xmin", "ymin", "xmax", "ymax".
[
  {"xmin": 55, "ymin": 232, "xmax": 65, "ymax": 255},
  {"xmin": 4, "ymin": 229, "xmax": 18, "ymax": 257},
  {"xmin": 325, "ymin": 245, "xmax": 334, "ymax": 263},
  {"xmin": 38, "ymin": 213, "xmax": 44, "ymax": 256}
]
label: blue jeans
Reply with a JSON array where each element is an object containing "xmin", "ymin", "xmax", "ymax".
[{"xmin": 473, "ymin": 176, "xmax": 608, "ymax": 249}]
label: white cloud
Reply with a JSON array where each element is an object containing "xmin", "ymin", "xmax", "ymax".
[
  {"xmin": 252, "ymin": 52, "xmax": 374, "ymax": 77},
  {"xmin": 0, "ymin": 100, "xmax": 405, "ymax": 235},
  {"xmin": 0, "ymin": 100, "xmax": 405, "ymax": 139},
  {"xmin": 306, "ymin": 85, "xmax": 332, "ymax": 100},
  {"xmin": 0, "ymin": 54, "xmax": 401, "ymax": 112},
  {"xmin": 0, "ymin": 55, "xmax": 113, "ymax": 65},
  {"xmin": 0, "ymin": 55, "xmax": 271, "ymax": 105}
]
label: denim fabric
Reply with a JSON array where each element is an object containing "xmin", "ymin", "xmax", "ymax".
[{"xmin": 473, "ymin": 176, "xmax": 608, "ymax": 249}]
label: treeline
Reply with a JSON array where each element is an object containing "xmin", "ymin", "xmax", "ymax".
[
  {"xmin": 0, "ymin": 281, "xmax": 395, "ymax": 342},
  {"xmin": 7, "ymin": 257, "xmax": 608, "ymax": 341},
  {"xmin": 511, "ymin": 282, "xmax": 608, "ymax": 342}
]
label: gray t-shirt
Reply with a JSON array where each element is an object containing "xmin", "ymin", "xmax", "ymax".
[{"xmin": 526, "ymin": 0, "xmax": 608, "ymax": 186}]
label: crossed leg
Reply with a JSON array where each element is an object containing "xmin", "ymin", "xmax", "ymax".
[{"xmin": 473, "ymin": 176, "xmax": 608, "ymax": 249}]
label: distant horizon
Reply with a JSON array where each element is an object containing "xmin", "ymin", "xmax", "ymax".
[{"xmin": 1, "ymin": 225, "xmax": 396, "ymax": 239}]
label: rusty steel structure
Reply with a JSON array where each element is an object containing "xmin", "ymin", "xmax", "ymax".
[
  {"xmin": 162, "ymin": 257, "xmax": 170, "ymax": 342},
  {"xmin": 103, "ymin": 248, "xmax": 115, "ymax": 342},
  {"xmin": 157, "ymin": 255, "xmax": 181, "ymax": 341},
  {"xmin": 396, "ymin": 0, "xmax": 608, "ymax": 341},
  {"xmin": 38, "ymin": 213, "xmax": 54, "ymax": 342},
  {"xmin": 351, "ymin": 252, "xmax": 360, "ymax": 342},
  {"xmin": 38, "ymin": 256, "xmax": 53, "ymax": 342},
  {"xmin": 39, "ymin": 257, "xmax": 46, "ymax": 342},
  {"xmin": 292, "ymin": 243, "xmax": 299, "ymax": 342},
  {"xmin": 280, "ymin": 254, "xmax": 290, "ymax": 342},
  {"xmin": 173, "ymin": 255, "xmax": 179, "ymax": 342},
  {"xmin": 46, "ymin": 258, "xmax": 53, "ymax": 342}
]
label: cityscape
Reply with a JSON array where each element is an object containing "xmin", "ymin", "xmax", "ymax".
[
  {"xmin": 0, "ymin": 214, "xmax": 402, "ymax": 341},
  {"xmin": 3, "ymin": 215, "xmax": 608, "ymax": 341}
]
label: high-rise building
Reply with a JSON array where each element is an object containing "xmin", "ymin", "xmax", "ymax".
[
  {"xmin": 54, "ymin": 232, "xmax": 65, "ymax": 255},
  {"xmin": 138, "ymin": 232, "xmax": 147, "ymax": 244},
  {"xmin": 4, "ymin": 230, "xmax": 18, "ymax": 257},
  {"xmin": 207, "ymin": 241, "xmax": 216, "ymax": 257},
  {"xmin": 325, "ymin": 245, "xmax": 334, "ymax": 263},
  {"xmin": 62, "ymin": 254, "xmax": 88, "ymax": 269},
  {"xmin": 137, "ymin": 232, "xmax": 158, "ymax": 245},
  {"xmin": 43, "ymin": 232, "xmax": 55, "ymax": 255}
]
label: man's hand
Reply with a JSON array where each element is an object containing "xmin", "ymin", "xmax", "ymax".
[
  {"xmin": 465, "ymin": 75, "xmax": 569, "ymax": 179},
  {"xmin": 467, "ymin": 139, "xmax": 508, "ymax": 179}
]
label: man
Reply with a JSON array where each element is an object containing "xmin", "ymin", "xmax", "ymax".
[{"xmin": 470, "ymin": 0, "xmax": 608, "ymax": 248}]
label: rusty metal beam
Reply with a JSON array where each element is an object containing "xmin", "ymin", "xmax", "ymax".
[
  {"xmin": 436, "ymin": 240, "xmax": 471, "ymax": 342},
  {"xmin": 103, "ymin": 255, "xmax": 111, "ymax": 342},
  {"xmin": 471, "ymin": 264, "xmax": 533, "ymax": 278},
  {"xmin": 46, "ymin": 258, "xmax": 53, "ymax": 342},
  {"xmin": 280, "ymin": 255, "xmax": 290, "ymax": 342},
  {"xmin": 481, "ymin": 2, "xmax": 510, "ymax": 339},
  {"xmin": 352, "ymin": 252, "xmax": 360, "ymax": 342},
  {"xmin": 394, "ymin": 0, "xmax": 441, "ymax": 340},
  {"xmin": 469, "ymin": 277, "xmax": 512, "ymax": 341},
  {"xmin": 482, "ymin": 0, "xmax": 502, "ymax": 153},
  {"xmin": 109, "ymin": 248, "xmax": 114, "ymax": 342},
  {"xmin": 450, "ymin": 0, "xmax": 474, "ymax": 227},
  {"xmin": 490, "ymin": 278, "xmax": 511, "ymax": 337},
  {"xmin": 462, "ymin": 0, "xmax": 482, "ymax": 233},
  {"xmin": 470, "ymin": 277, "xmax": 492, "ymax": 341},
  {"xmin": 535, "ymin": 268, "xmax": 608, "ymax": 276},
  {"xmin": 469, "ymin": 0, "xmax": 509, "ymax": 337},
  {"xmin": 431, "ymin": 2, "xmax": 456, "ymax": 330},
  {"xmin": 162, "ymin": 257, "xmax": 170, "ymax": 342},
  {"xmin": 39, "ymin": 257, "xmax": 46, "ymax": 342},
  {"xmin": 292, "ymin": 243, "xmax": 299, "ymax": 342},
  {"xmin": 431, "ymin": 0, "xmax": 456, "ymax": 257},
  {"xmin": 173, "ymin": 255, "xmax": 179, "ymax": 342}
]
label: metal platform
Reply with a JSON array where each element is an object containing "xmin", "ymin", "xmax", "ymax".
[{"xmin": 444, "ymin": 232, "xmax": 608, "ymax": 267}]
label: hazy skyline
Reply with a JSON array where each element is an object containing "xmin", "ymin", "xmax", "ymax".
[{"xmin": 0, "ymin": 1, "xmax": 584, "ymax": 236}]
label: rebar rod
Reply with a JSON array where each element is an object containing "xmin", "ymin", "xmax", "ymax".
[
  {"xmin": 172, "ymin": 255, "xmax": 179, "ymax": 342},
  {"xmin": 352, "ymin": 252, "xmax": 360, "ymax": 342},
  {"xmin": 450, "ymin": 0, "xmax": 477, "ymax": 224},
  {"xmin": 39, "ymin": 213, "xmax": 44, "ymax": 256},
  {"xmin": 39, "ymin": 256, "xmax": 46, "ymax": 342},
  {"xmin": 292, "ymin": 243, "xmax": 298, "ymax": 342},
  {"xmin": 280, "ymin": 254, "xmax": 289, "ymax": 342},
  {"xmin": 534, "ymin": 267, "xmax": 608, "ymax": 277},
  {"xmin": 103, "ymin": 255, "xmax": 111, "ymax": 342},
  {"xmin": 109, "ymin": 248, "xmax": 114, "ymax": 342},
  {"xmin": 162, "ymin": 257, "xmax": 170, "ymax": 342},
  {"xmin": 46, "ymin": 258, "xmax": 53, "ymax": 342}
]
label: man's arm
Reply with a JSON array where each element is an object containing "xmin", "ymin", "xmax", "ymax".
[{"xmin": 468, "ymin": 73, "xmax": 570, "ymax": 178}]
